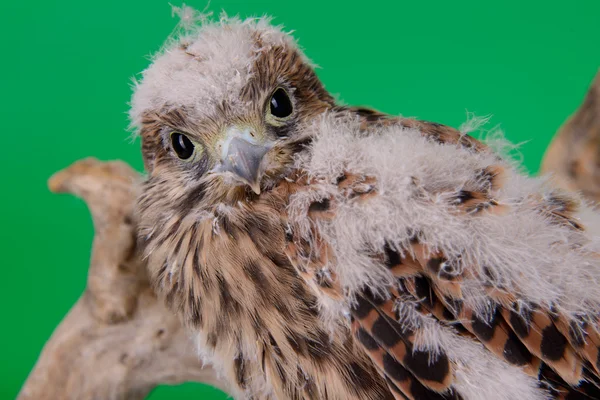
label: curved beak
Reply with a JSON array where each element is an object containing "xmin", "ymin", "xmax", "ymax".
[{"xmin": 211, "ymin": 127, "xmax": 273, "ymax": 194}]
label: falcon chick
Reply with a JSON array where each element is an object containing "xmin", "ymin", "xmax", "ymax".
[{"xmin": 131, "ymin": 10, "xmax": 600, "ymax": 400}]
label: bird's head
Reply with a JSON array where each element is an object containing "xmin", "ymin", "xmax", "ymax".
[{"xmin": 131, "ymin": 14, "xmax": 335, "ymax": 209}]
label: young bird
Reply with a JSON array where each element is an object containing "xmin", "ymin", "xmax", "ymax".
[{"xmin": 131, "ymin": 10, "xmax": 600, "ymax": 400}]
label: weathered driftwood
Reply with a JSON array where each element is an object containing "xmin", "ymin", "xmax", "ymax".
[
  {"xmin": 542, "ymin": 70, "xmax": 600, "ymax": 201},
  {"xmin": 19, "ymin": 69, "xmax": 600, "ymax": 400},
  {"xmin": 18, "ymin": 158, "xmax": 228, "ymax": 400}
]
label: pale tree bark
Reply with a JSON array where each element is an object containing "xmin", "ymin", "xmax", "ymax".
[
  {"xmin": 542, "ymin": 70, "xmax": 600, "ymax": 201},
  {"xmin": 19, "ymin": 70, "xmax": 600, "ymax": 400},
  {"xmin": 17, "ymin": 158, "xmax": 228, "ymax": 400}
]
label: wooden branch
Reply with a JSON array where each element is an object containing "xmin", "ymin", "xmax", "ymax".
[
  {"xmin": 542, "ymin": 70, "xmax": 600, "ymax": 201},
  {"xmin": 19, "ymin": 69, "xmax": 600, "ymax": 400},
  {"xmin": 18, "ymin": 158, "xmax": 228, "ymax": 400}
]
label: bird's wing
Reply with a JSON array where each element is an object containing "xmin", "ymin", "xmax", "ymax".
[{"xmin": 279, "ymin": 109, "xmax": 600, "ymax": 400}]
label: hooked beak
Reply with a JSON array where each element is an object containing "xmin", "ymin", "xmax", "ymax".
[{"xmin": 211, "ymin": 126, "xmax": 273, "ymax": 194}]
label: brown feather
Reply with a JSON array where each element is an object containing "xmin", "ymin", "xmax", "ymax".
[
  {"xmin": 397, "ymin": 250, "xmax": 542, "ymax": 376},
  {"xmin": 350, "ymin": 289, "xmax": 455, "ymax": 393}
]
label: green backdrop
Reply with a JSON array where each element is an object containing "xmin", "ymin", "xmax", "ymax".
[{"xmin": 1, "ymin": 0, "xmax": 598, "ymax": 399}]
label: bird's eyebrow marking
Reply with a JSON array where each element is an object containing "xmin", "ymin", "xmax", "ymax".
[
  {"xmin": 152, "ymin": 107, "xmax": 201, "ymax": 137},
  {"xmin": 160, "ymin": 107, "xmax": 191, "ymax": 125}
]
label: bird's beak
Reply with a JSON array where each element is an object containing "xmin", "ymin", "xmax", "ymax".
[{"xmin": 210, "ymin": 126, "xmax": 274, "ymax": 194}]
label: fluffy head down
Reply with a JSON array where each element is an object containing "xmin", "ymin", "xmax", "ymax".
[
  {"xmin": 130, "ymin": 11, "xmax": 334, "ymax": 204},
  {"xmin": 130, "ymin": 14, "xmax": 295, "ymax": 128}
]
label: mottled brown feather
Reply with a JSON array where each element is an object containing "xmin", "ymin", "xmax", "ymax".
[{"xmin": 284, "ymin": 112, "xmax": 600, "ymax": 397}]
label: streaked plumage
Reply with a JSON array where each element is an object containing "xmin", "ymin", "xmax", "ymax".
[{"xmin": 131, "ymin": 8, "xmax": 600, "ymax": 400}]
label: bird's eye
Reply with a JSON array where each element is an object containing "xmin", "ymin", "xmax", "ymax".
[
  {"xmin": 171, "ymin": 132, "xmax": 195, "ymax": 160},
  {"xmin": 269, "ymin": 88, "xmax": 293, "ymax": 119}
]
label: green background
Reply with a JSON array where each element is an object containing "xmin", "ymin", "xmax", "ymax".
[{"xmin": 1, "ymin": 0, "xmax": 598, "ymax": 399}]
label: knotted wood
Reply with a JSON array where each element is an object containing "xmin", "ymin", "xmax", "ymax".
[
  {"xmin": 18, "ymin": 69, "xmax": 600, "ymax": 400},
  {"xmin": 542, "ymin": 70, "xmax": 600, "ymax": 201}
]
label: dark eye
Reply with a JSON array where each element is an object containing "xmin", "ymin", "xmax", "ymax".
[
  {"xmin": 269, "ymin": 88, "xmax": 293, "ymax": 118},
  {"xmin": 171, "ymin": 132, "xmax": 195, "ymax": 160}
]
